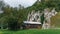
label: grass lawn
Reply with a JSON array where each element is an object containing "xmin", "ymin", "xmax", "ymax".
[{"xmin": 0, "ymin": 29, "xmax": 60, "ymax": 34}]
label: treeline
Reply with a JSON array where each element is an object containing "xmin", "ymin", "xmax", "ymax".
[{"xmin": 0, "ymin": 1, "xmax": 29, "ymax": 30}]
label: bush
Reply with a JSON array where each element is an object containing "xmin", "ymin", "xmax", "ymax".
[{"xmin": 8, "ymin": 17, "xmax": 19, "ymax": 30}]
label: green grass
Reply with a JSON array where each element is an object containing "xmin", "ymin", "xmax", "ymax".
[{"xmin": 0, "ymin": 29, "xmax": 60, "ymax": 34}]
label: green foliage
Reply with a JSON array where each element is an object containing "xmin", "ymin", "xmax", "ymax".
[
  {"xmin": 8, "ymin": 17, "xmax": 18, "ymax": 30},
  {"xmin": 40, "ymin": 14, "xmax": 45, "ymax": 24}
]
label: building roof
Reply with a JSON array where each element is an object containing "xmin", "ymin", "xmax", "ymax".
[{"xmin": 24, "ymin": 21, "xmax": 41, "ymax": 24}]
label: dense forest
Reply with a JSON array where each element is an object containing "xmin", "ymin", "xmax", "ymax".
[{"xmin": 0, "ymin": 0, "xmax": 60, "ymax": 30}]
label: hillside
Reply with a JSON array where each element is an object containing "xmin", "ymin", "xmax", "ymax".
[
  {"xmin": 51, "ymin": 12, "xmax": 60, "ymax": 27},
  {"xmin": 26, "ymin": 0, "xmax": 60, "ymax": 28}
]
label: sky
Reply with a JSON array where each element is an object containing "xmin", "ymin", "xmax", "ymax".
[{"xmin": 4, "ymin": 0, "xmax": 37, "ymax": 7}]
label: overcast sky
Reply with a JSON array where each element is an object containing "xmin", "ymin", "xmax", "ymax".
[{"xmin": 4, "ymin": 0, "xmax": 37, "ymax": 7}]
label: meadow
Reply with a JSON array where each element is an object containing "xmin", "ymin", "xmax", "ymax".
[{"xmin": 0, "ymin": 29, "xmax": 60, "ymax": 34}]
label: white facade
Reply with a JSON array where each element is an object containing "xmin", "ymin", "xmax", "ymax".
[{"xmin": 24, "ymin": 10, "xmax": 41, "ymax": 24}]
